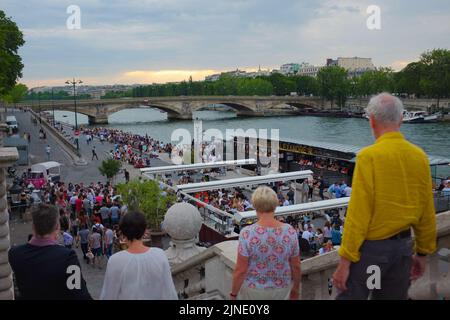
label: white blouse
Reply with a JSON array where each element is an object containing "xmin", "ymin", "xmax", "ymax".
[{"xmin": 100, "ymin": 248, "xmax": 178, "ymax": 300}]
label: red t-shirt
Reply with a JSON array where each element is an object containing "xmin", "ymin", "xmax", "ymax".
[
  {"xmin": 75, "ymin": 198, "xmax": 83, "ymax": 213},
  {"xmin": 96, "ymin": 196, "xmax": 103, "ymax": 205},
  {"xmin": 93, "ymin": 215, "xmax": 101, "ymax": 224}
]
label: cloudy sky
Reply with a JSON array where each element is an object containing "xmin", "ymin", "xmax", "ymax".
[{"xmin": 2, "ymin": 0, "xmax": 449, "ymax": 88}]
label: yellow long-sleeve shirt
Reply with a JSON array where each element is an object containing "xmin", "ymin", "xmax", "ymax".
[{"xmin": 338, "ymin": 131, "xmax": 437, "ymax": 262}]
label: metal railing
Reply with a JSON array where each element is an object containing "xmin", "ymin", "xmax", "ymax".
[{"xmin": 434, "ymin": 193, "xmax": 450, "ymax": 213}]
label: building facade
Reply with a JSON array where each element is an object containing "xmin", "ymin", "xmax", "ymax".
[
  {"xmin": 280, "ymin": 63, "xmax": 300, "ymax": 75},
  {"xmin": 298, "ymin": 64, "xmax": 323, "ymax": 77},
  {"xmin": 326, "ymin": 57, "xmax": 375, "ymax": 77}
]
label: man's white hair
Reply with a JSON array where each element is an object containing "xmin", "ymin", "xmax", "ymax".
[{"xmin": 365, "ymin": 92, "xmax": 404, "ymax": 124}]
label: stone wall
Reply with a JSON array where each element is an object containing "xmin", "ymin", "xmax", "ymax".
[{"xmin": 0, "ymin": 146, "xmax": 19, "ymax": 300}]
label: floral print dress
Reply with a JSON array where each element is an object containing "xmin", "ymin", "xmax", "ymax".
[{"xmin": 238, "ymin": 223, "xmax": 299, "ymax": 289}]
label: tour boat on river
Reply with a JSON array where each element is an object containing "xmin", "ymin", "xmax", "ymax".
[
  {"xmin": 402, "ymin": 110, "xmax": 441, "ymax": 123},
  {"xmin": 364, "ymin": 110, "xmax": 442, "ymax": 123}
]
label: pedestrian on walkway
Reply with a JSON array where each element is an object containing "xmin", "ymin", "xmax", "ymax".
[
  {"xmin": 332, "ymin": 93, "xmax": 437, "ymax": 300},
  {"xmin": 62, "ymin": 228, "xmax": 74, "ymax": 249},
  {"xmin": 124, "ymin": 169, "xmax": 130, "ymax": 183},
  {"xmin": 301, "ymin": 179, "xmax": 309, "ymax": 203},
  {"xmin": 45, "ymin": 145, "xmax": 51, "ymax": 160},
  {"xmin": 92, "ymin": 146, "xmax": 99, "ymax": 160},
  {"xmin": 8, "ymin": 204, "xmax": 92, "ymax": 300},
  {"xmin": 104, "ymin": 225, "xmax": 114, "ymax": 259},
  {"xmin": 100, "ymin": 211, "xmax": 178, "ymax": 300},
  {"xmin": 89, "ymin": 227, "xmax": 103, "ymax": 269},
  {"xmin": 317, "ymin": 176, "xmax": 325, "ymax": 200},
  {"xmin": 77, "ymin": 224, "xmax": 90, "ymax": 263}
]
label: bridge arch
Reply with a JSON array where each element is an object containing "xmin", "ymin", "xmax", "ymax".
[
  {"xmin": 272, "ymin": 101, "xmax": 320, "ymax": 110},
  {"xmin": 192, "ymin": 101, "xmax": 256, "ymax": 115},
  {"xmin": 38, "ymin": 107, "xmax": 96, "ymax": 118},
  {"xmin": 105, "ymin": 103, "xmax": 183, "ymax": 119}
]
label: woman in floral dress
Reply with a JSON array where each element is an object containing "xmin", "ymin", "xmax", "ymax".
[{"xmin": 231, "ymin": 186, "xmax": 301, "ymax": 300}]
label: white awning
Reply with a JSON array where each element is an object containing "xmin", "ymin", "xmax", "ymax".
[
  {"xmin": 31, "ymin": 161, "xmax": 62, "ymax": 171},
  {"xmin": 234, "ymin": 197, "xmax": 350, "ymax": 222},
  {"xmin": 175, "ymin": 170, "xmax": 313, "ymax": 193},
  {"xmin": 140, "ymin": 159, "xmax": 257, "ymax": 175}
]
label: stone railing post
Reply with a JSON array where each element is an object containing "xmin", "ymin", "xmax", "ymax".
[{"xmin": 0, "ymin": 125, "xmax": 19, "ymax": 299}]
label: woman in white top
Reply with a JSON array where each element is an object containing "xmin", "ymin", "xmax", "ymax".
[{"xmin": 100, "ymin": 211, "xmax": 178, "ymax": 300}]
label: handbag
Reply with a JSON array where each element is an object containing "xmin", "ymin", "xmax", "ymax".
[{"xmin": 86, "ymin": 250, "xmax": 94, "ymax": 260}]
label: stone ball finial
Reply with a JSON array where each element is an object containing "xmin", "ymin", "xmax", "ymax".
[{"xmin": 163, "ymin": 202, "xmax": 203, "ymax": 240}]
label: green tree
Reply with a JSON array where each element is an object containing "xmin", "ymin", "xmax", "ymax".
[
  {"xmin": 354, "ymin": 68, "xmax": 394, "ymax": 98},
  {"xmin": 3, "ymin": 83, "xmax": 27, "ymax": 111},
  {"xmin": 418, "ymin": 48, "xmax": 450, "ymax": 108},
  {"xmin": 116, "ymin": 180, "xmax": 176, "ymax": 231},
  {"xmin": 293, "ymin": 75, "xmax": 319, "ymax": 96},
  {"xmin": 236, "ymin": 78, "xmax": 273, "ymax": 95},
  {"xmin": 317, "ymin": 66, "xmax": 350, "ymax": 109},
  {"xmin": 0, "ymin": 10, "xmax": 25, "ymax": 97},
  {"xmin": 98, "ymin": 159, "xmax": 122, "ymax": 184},
  {"xmin": 267, "ymin": 73, "xmax": 296, "ymax": 95},
  {"xmin": 394, "ymin": 62, "xmax": 424, "ymax": 97}
]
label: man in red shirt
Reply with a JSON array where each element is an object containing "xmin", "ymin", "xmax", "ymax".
[{"xmin": 75, "ymin": 195, "xmax": 83, "ymax": 215}]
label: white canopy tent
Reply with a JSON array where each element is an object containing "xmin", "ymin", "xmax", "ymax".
[
  {"xmin": 174, "ymin": 170, "xmax": 313, "ymax": 194},
  {"xmin": 30, "ymin": 161, "xmax": 62, "ymax": 172},
  {"xmin": 234, "ymin": 197, "xmax": 350, "ymax": 223},
  {"xmin": 140, "ymin": 159, "xmax": 257, "ymax": 175}
]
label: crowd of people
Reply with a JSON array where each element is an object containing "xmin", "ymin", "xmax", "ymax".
[
  {"xmin": 327, "ymin": 181, "xmax": 352, "ymax": 198},
  {"xmin": 437, "ymin": 177, "xmax": 450, "ymax": 196},
  {"xmin": 19, "ymin": 178, "xmax": 128, "ymax": 270},
  {"xmin": 193, "ymin": 188, "xmax": 253, "ymax": 214},
  {"xmin": 298, "ymin": 158, "xmax": 350, "ymax": 175},
  {"xmin": 82, "ymin": 127, "xmax": 174, "ymax": 168}
]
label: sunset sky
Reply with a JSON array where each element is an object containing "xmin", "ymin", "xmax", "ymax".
[{"xmin": 2, "ymin": 0, "xmax": 449, "ymax": 88}]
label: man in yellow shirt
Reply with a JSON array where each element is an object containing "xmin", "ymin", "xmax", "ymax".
[{"xmin": 332, "ymin": 92, "xmax": 437, "ymax": 300}]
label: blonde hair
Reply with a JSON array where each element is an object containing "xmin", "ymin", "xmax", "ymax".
[{"xmin": 251, "ymin": 186, "xmax": 279, "ymax": 213}]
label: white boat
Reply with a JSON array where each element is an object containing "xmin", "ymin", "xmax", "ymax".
[
  {"xmin": 363, "ymin": 110, "xmax": 441, "ymax": 123},
  {"xmin": 403, "ymin": 110, "xmax": 441, "ymax": 123}
]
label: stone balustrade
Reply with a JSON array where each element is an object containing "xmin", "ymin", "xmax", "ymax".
[
  {"xmin": 0, "ymin": 146, "xmax": 19, "ymax": 300},
  {"xmin": 171, "ymin": 210, "xmax": 450, "ymax": 300}
]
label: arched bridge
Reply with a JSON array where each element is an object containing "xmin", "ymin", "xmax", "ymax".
[{"xmin": 22, "ymin": 96, "xmax": 325, "ymax": 124}]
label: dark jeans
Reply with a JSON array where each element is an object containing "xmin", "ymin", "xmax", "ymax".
[
  {"xmin": 105, "ymin": 243, "xmax": 113, "ymax": 258},
  {"xmin": 319, "ymin": 189, "xmax": 324, "ymax": 200},
  {"xmin": 336, "ymin": 237, "xmax": 413, "ymax": 300},
  {"xmin": 80, "ymin": 242, "xmax": 89, "ymax": 261},
  {"xmin": 101, "ymin": 217, "xmax": 111, "ymax": 228},
  {"xmin": 111, "ymin": 218, "xmax": 119, "ymax": 226},
  {"xmin": 71, "ymin": 225, "xmax": 78, "ymax": 237}
]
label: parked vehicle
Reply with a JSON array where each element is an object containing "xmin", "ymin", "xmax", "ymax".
[
  {"xmin": 25, "ymin": 161, "xmax": 62, "ymax": 189},
  {"xmin": 6, "ymin": 116, "xmax": 19, "ymax": 133}
]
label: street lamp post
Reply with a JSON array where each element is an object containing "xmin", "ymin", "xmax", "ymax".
[
  {"xmin": 38, "ymin": 92, "xmax": 41, "ymax": 123},
  {"xmin": 65, "ymin": 78, "xmax": 83, "ymax": 152},
  {"xmin": 51, "ymin": 87, "xmax": 55, "ymax": 127}
]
